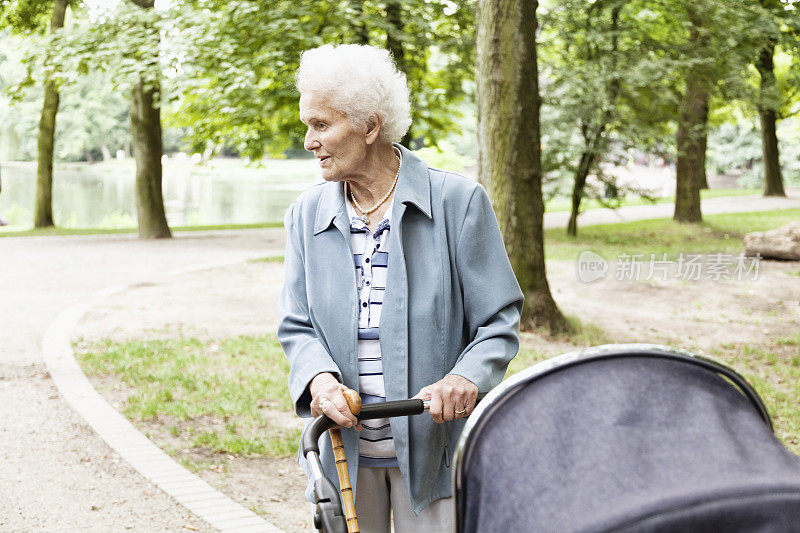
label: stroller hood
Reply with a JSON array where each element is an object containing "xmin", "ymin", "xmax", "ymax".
[{"xmin": 454, "ymin": 345, "xmax": 800, "ymax": 532}]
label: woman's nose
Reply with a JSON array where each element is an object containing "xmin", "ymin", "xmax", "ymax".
[{"xmin": 304, "ymin": 129, "xmax": 319, "ymax": 152}]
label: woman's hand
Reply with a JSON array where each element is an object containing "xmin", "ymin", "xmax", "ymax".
[
  {"xmin": 413, "ymin": 374, "xmax": 479, "ymax": 423},
  {"xmin": 309, "ymin": 372, "xmax": 361, "ymax": 430}
]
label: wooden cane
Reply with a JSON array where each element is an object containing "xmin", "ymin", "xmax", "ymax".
[{"xmin": 329, "ymin": 388, "xmax": 362, "ymax": 533}]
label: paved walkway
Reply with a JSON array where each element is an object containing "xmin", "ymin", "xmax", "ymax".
[{"xmin": 1, "ymin": 192, "xmax": 797, "ymax": 530}]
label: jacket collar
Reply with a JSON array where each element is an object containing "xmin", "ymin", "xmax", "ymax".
[{"xmin": 313, "ymin": 143, "xmax": 431, "ymax": 235}]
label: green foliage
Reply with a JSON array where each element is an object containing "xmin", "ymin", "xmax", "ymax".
[
  {"xmin": 537, "ymin": 0, "xmax": 799, "ymax": 209},
  {"xmin": 10, "ymin": 0, "xmax": 474, "ymax": 159},
  {"xmin": 708, "ymin": 117, "xmax": 800, "ymax": 187},
  {"xmin": 164, "ymin": 0, "xmax": 476, "ymax": 158},
  {"xmin": 9, "ymin": 1, "xmax": 174, "ymax": 113},
  {"xmin": 3, "ymin": 0, "xmax": 799, "ymax": 177},
  {"xmin": 0, "ymin": 33, "xmax": 40, "ymax": 159},
  {"xmin": 0, "ymin": 0, "xmax": 58, "ymax": 33}
]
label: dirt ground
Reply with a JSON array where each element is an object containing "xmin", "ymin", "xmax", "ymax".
[{"xmin": 73, "ymin": 254, "xmax": 800, "ymax": 532}]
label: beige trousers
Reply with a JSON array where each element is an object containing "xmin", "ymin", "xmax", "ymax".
[{"xmin": 353, "ymin": 466, "xmax": 455, "ymax": 533}]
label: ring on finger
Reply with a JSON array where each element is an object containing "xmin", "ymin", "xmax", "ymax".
[{"xmin": 455, "ymin": 407, "xmax": 467, "ymax": 415}]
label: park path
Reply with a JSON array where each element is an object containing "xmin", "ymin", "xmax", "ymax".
[
  {"xmin": 0, "ymin": 191, "xmax": 798, "ymax": 530},
  {"xmin": 1, "ymin": 231, "xmax": 285, "ymax": 531},
  {"xmin": 543, "ymin": 192, "xmax": 800, "ymax": 228}
]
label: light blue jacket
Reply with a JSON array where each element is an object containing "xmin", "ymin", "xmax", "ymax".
[{"xmin": 278, "ymin": 144, "xmax": 523, "ymax": 514}]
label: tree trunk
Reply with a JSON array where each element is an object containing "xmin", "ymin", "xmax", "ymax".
[
  {"xmin": 477, "ymin": 0, "xmax": 570, "ymax": 333},
  {"xmin": 673, "ymin": 75, "xmax": 706, "ymax": 223},
  {"xmin": 566, "ymin": 3, "xmax": 620, "ymax": 237},
  {"xmin": 567, "ymin": 146, "xmax": 595, "ymax": 237},
  {"xmin": 674, "ymin": 72, "xmax": 707, "ymax": 223},
  {"xmin": 756, "ymin": 42, "xmax": 785, "ymax": 197},
  {"xmin": 698, "ymin": 124, "xmax": 709, "ymax": 190},
  {"xmin": 674, "ymin": 12, "xmax": 709, "ymax": 223},
  {"xmin": 385, "ymin": 0, "xmax": 413, "ymax": 148},
  {"xmin": 130, "ymin": 78, "xmax": 171, "ymax": 239},
  {"xmin": 34, "ymin": 0, "xmax": 68, "ymax": 228}
]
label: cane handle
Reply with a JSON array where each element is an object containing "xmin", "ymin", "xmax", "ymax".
[{"xmin": 342, "ymin": 388, "xmax": 362, "ymax": 415}]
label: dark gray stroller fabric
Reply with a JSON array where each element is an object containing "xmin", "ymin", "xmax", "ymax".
[{"xmin": 460, "ymin": 356, "xmax": 800, "ymax": 532}]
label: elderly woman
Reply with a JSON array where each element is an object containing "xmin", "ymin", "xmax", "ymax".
[{"xmin": 279, "ymin": 44, "xmax": 523, "ymax": 532}]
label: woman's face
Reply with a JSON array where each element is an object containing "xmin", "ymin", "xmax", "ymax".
[{"xmin": 299, "ymin": 92, "xmax": 368, "ymax": 182}]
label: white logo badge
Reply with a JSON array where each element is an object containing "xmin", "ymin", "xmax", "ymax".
[{"xmin": 577, "ymin": 250, "xmax": 608, "ymax": 283}]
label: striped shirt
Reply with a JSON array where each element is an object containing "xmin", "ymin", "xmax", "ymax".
[{"xmin": 346, "ymin": 195, "xmax": 398, "ymax": 468}]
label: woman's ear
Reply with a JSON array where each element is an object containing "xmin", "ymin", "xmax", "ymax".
[{"xmin": 365, "ymin": 114, "xmax": 383, "ymax": 145}]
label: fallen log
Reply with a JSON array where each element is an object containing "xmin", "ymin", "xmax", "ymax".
[{"xmin": 744, "ymin": 222, "xmax": 800, "ymax": 260}]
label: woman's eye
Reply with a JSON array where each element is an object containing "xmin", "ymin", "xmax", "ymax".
[{"xmin": 317, "ymin": 123, "xmax": 327, "ymax": 131}]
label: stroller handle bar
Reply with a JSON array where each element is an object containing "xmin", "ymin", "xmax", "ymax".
[
  {"xmin": 302, "ymin": 394, "xmax": 486, "ymax": 457},
  {"xmin": 302, "ymin": 395, "xmax": 486, "ymax": 533}
]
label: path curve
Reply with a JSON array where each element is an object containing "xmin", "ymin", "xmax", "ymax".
[{"xmin": 42, "ymin": 260, "xmax": 283, "ymax": 532}]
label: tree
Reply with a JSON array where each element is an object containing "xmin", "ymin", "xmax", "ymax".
[
  {"xmin": 673, "ymin": 5, "xmax": 709, "ymax": 223},
  {"xmin": 756, "ymin": 40, "xmax": 785, "ymax": 196},
  {"xmin": 32, "ymin": 0, "xmax": 173, "ymax": 237},
  {"xmin": 625, "ymin": 0, "xmax": 766, "ymax": 223},
  {"xmin": 1, "ymin": 0, "xmax": 70, "ymax": 228},
  {"xmin": 128, "ymin": 0, "xmax": 170, "ymax": 239},
  {"xmin": 539, "ymin": 0, "xmax": 683, "ymax": 236},
  {"xmin": 755, "ymin": 0, "xmax": 795, "ymax": 197},
  {"xmin": 10, "ymin": 0, "xmax": 173, "ymax": 237},
  {"xmin": 540, "ymin": 0, "xmax": 626, "ymax": 236},
  {"xmin": 477, "ymin": 0, "xmax": 570, "ymax": 333},
  {"xmin": 34, "ymin": 0, "xmax": 67, "ymax": 228},
  {"xmin": 565, "ymin": 2, "xmax": 623, "ymax": 236}
]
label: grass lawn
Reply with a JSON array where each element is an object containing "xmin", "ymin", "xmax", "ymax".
[
  {"xmin": 75, "ymin": 335, "xmax": 300, "ymax": 464},
  {"xmin": 545, "ymin": 208, "xmax": 800, "ymax": 261}
]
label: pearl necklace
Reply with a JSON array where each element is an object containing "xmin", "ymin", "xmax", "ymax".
[{"xmin": 349, "ymin": 153, "xmax": 401, "ymax": 225}]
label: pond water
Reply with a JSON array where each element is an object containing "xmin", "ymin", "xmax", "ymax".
[{"xmin": 0, "ymin": 158, "xmax": 322, "ymax": 228}]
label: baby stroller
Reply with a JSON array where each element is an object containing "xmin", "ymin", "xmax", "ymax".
[{"xmin": 302, "ymin": 344, "xmax": 800, "ymax": 532}]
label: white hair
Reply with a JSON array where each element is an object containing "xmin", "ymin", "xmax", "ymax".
[{"xmin": 296, "ymin": 44, "xmax": 412, "ymax": 144}]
